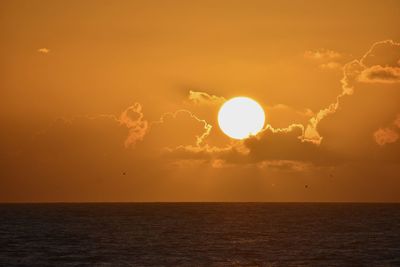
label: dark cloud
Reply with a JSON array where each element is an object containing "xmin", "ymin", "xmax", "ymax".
[
  {"xmin": 244, "ymin": 127, "xmax": 319, "ymax": 162},
  {"xmin": 358, "ymin": 65, "xmax": 400, "ymax": 83}
]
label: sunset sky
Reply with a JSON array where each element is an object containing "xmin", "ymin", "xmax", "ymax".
[{"xmin": 1, "ymin": 0, "xmax": 400, "ymax": 202}]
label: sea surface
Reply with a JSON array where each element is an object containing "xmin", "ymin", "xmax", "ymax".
[{"xmin": 1, "ymin": 203, "xmax": 400, "ymax": 266}]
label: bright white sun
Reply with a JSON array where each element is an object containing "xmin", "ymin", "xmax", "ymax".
[{"xmin": 218, "ymin": 97, "xmax": 265, "ymax": 140}]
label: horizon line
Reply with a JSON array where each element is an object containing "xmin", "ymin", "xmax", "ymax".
[{"xmin": 1, "ymin": 201, "xmax": 400, "ymax": 204}]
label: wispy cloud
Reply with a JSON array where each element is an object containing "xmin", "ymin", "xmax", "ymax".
[
  {"xmin": 374, "ymin": 114, "xmax": 400, "ymax": 146},
  {"xmin": 319, "ymin": 62, "xmax": 342, "ymax": 70},
  {"xmin": 119, "ymin": 103, "xmax": 148, "ymax": 147},
  {"xmin": 304, "ymin": 49, "xmax": 342, "ymax": 60},
  {"xmin": 151, "ymin": 109, "xmax": 212, "ymax": 147},
  {"xmin": 37, "ymin": 48, "xmax": 50, "ymax": 54},
  {"xmin": 374, "ymin": 128, "xmax": 399, "ymax": 146}
]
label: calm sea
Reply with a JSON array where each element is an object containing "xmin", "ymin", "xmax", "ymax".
[{"xmin": 1, "ymin": 203, "xmax": 400, "ymax": 266}]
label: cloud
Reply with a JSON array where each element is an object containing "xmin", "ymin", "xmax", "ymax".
[
  {"xmin": 361, "ymin": 40, "xmax": 400, "ymax": 67},
  {"xmin": 37, "ymin": 48, "xmax": 50, "ymax": 54},
  {"xmin": 151, "ymin": 109, "xmax": 212, "ymax": 147},
  {"xmin": 304, "ymin": 49, "xmax": 343, "ymax": 70},
  {"xmin": 187, "ymin": 90, "xmax": 226, "ymax": 105},
  {"xmin": 118, "ymin": 98, "xmax": 215, "ymax": 150},
  {"xmin": 1, "ymin": 89, "xmax": 399, "ymax": 202},
  {"xmin": 162, "ymin": 141, "xmax": 246, "ymax": 165},
  {"xmin": 156, "ymin": 39, "xmax": 400, "ymax": 178},
  {"xmin": 394, "ymin": 114, "xmax": 400, "ymax": 128},
  {"xmin": 30, "ymin": 39, "xmax": 397, "ymax": 171},
  {"xmin": 257, "ymin": 160, "xmax": 312, "ymax": 172},
  {"xmin": 243, "ymin": 126, "xmax": 322, "ymax": 162},
  {"xmin": 358, "ymin": 65, "xmax": 400, "ymax": 83},
  {"xmin": 266, "ymin": 104, "xmax": 314, "ymax": 117},
  {"xmin": 304, "ymin": 49, "xmax": 342, "ymax": 60},
  {"xmin": 164, "ymin": 40, "xmax": 400, "ymax": 168},
  {"xmin": 119, "ymin": 103, "xmax": 148, "ymax": 147},
  {"xmin": 163, "ymin": 123, "xmax": 321, "ymax": 167},
  {"xmin": 302, "ymin": 40, "xmax": 400, "ymax": 144},
  {"xmin": 373, "ymin": 114, "xmax": 400, "ymax": 146},
  {"xmin": 374, "ymin": 128, "xmax": 399, "ymax": 146},
  {"xmin": 319, "ymin": 62, "xmax": 342, "ymax": 70}
]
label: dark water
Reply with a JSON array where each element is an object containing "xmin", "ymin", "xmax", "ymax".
[{"xmin": 1, "ymin": 203, "xmax": 400, "ymax": 266}]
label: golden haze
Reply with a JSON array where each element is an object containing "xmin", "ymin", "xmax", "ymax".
[{"xmin": 1, "ymin": 0, "xmax": 400, "ymax": 202}]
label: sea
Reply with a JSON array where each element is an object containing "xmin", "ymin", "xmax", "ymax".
[{"xmin": 1, "ymin": 203, "xmax": 399, "ymax": 266}]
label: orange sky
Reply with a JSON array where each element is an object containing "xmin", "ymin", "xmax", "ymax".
[{"xmin": 1, "ymin": 0, "xmax": 400, "ymax": 202}]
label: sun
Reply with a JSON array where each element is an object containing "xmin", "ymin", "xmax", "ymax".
[{"xmin": 218, "ymin": 97, "xmax": 265, "ymax": 140}]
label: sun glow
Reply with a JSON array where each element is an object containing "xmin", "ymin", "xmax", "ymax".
[{"xmin": 218, "ymin": 97, "xmax": 265, "ymax": 140}]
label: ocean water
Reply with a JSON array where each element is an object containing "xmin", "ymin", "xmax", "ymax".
[{"xmin": 1, "ymin": 203, "xmax": 400, "ymax": 266}]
